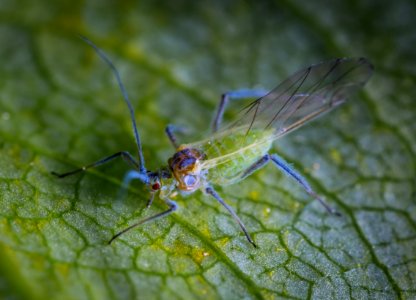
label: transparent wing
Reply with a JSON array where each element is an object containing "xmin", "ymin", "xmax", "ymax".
[
  {"xmin": 219, "ymin": 57, "xmax": 374, "ymax": 138},
  {"xmin": 188, "ymin": 57, "xmax": 373, "ymax": 171}
]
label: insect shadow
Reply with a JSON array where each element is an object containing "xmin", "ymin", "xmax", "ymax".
[{"xmin": 52, "ymin": 36, "xmax": 373, "ymax": 247}]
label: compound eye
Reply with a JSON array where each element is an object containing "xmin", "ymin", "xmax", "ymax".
[
  {"xmin": 151, "ymin": 182, "xmax": 161, "ymax": 190},
  {"xmin": 183, "ymin": 174, "xmax": 198, "ymax": 187}
]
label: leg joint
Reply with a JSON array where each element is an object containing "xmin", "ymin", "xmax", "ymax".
[{"xmin": 166, "ymin": 200, "xmax": 178, "ymax": 211}]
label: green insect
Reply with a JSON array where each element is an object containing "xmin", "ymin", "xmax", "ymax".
[{"xmin": 53, "ymin": 37, "xmax": 373, "ymax": 247}]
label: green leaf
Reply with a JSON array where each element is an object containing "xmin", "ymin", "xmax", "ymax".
[{"xmin": 0, "ymin": 1, "xmax": 415, "ymax": 299}]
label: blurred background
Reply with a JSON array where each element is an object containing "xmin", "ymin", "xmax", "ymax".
[{"xmin": 0, "ymin": 0, "xmax": 415, "ymax": 299}]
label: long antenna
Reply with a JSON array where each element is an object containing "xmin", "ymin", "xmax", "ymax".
[{"xmin": 79, "ymin": 35, "xmax": 146, "ymax": 174}]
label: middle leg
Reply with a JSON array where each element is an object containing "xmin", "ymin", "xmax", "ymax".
[
  {"xmin": 165, "ymin": 124, "xmax": 189, "ymax": 148},
  {"xmin": 205, "ymin": 186, "xmax": 257, "ymax": 248}
]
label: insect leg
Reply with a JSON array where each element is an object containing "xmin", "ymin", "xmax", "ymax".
[
  {"xmin": 108, "ymin": 199, "xmax": 177, "ymax": 244},
  {"xmin": 269, "ymin": 154, "xmax": 341, "ymax": 216},
  {"xmin": 51, "ymin": 151, "xmax": 139, "ymax": 178},
  {"xmin": 205, "ymin": 187, "xmax": 257, "ymax": 248},
  {"xmin": 165, "ymin": 125, "xmax": 179, "ymax": 148},
  {"xmin": 165, "ymin": 124, "xmax": 189, "ymax": 148},
  {"xmin": 118, "ymin": 169, "xmax": 150, "ymax": 201},
  {"xmin": 240, "ymin": 154, "xmax": 270, "ymax": 179},
  {"xmin": 146, "ymin": 192, "xmax": 156, "ymax": 208},
  {"xmin": 212, "ymin": 89, "xmax": 268, "ymax": 132}
]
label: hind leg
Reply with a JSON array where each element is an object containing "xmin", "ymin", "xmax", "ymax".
[
  {"xmin": 240, "ymin": 153, "xmax": 340, "ymax": 215},
  {"xmin": 212, "ymin": 89, "xmax": 268, "ymax": 132},
  {"xmin": 269, "ymin": 154, "xmax": 340, "ymax": 215}
]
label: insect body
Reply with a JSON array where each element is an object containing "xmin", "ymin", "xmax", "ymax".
[
  {"xmin": 53, "ymin": 37, "xmax": 373, "ymax": 247},
  {"xmin": 169, "ymin": 147, "xmax": 206, "ymax": 191},
  {"xmin": 186, "ymin": 129, "xmax": 274, "ymax": 186}
]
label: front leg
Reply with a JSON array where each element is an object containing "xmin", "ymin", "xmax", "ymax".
[
  {"xmin": 108, "ymin": 198, "xmax": 178, "ymax": 244},
  {"xmin": 117, "ymin": 169, "xmax": 151, "ymax": 205},
  {"xmin": 52, "ymin": 151, "xmax": 140, "ymax": 178}
]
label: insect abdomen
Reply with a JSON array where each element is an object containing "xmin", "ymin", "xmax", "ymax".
[{"xmin": 204, "ymin": 130, "xmax": 273, "ymax": 186}]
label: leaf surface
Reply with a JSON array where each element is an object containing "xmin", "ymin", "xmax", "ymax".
[{"xmin": 0, "ymin": 1, "xmax": 415, "ymax": 299}]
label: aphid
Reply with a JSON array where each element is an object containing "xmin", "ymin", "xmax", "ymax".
[{"xmin": 52, "ymin": 36, "xmax": 373, "ymax": 247}]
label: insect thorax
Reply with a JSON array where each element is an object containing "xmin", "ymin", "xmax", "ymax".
[{"xmin": 168, "ymin": 147, "xmax": 207, "ymax": 191}]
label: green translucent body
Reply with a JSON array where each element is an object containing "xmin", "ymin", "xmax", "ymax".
[{"xmin": 191, "ymin": 129, "xmax": 274, "ymax": 186}]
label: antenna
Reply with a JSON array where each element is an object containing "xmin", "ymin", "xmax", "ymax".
[{"xmin": 79, "ymin": 35, "xmax": 146, "ymax": 174}]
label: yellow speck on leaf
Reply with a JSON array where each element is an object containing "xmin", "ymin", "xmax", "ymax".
[
  {"xmin": 249, "ymin": 191, "xmax": 259, "ymax": 201},
  {"xmin": 262, "ymin": 207, "xmax": 271, "ymax": 218},
  {"xmin": 124, "ymin": 42, "xmax": 144, "ymax": 60},
  {"xmin": 330, "ymin": 148, "xmax": 342, "ymax": 164},
  {"xmin": 192, "ymin": 248, "xmax": 210, "ymax": 264},
  {"xmin": 55, "ymin": 263, "xmax": 70, "ymax": 278}
]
